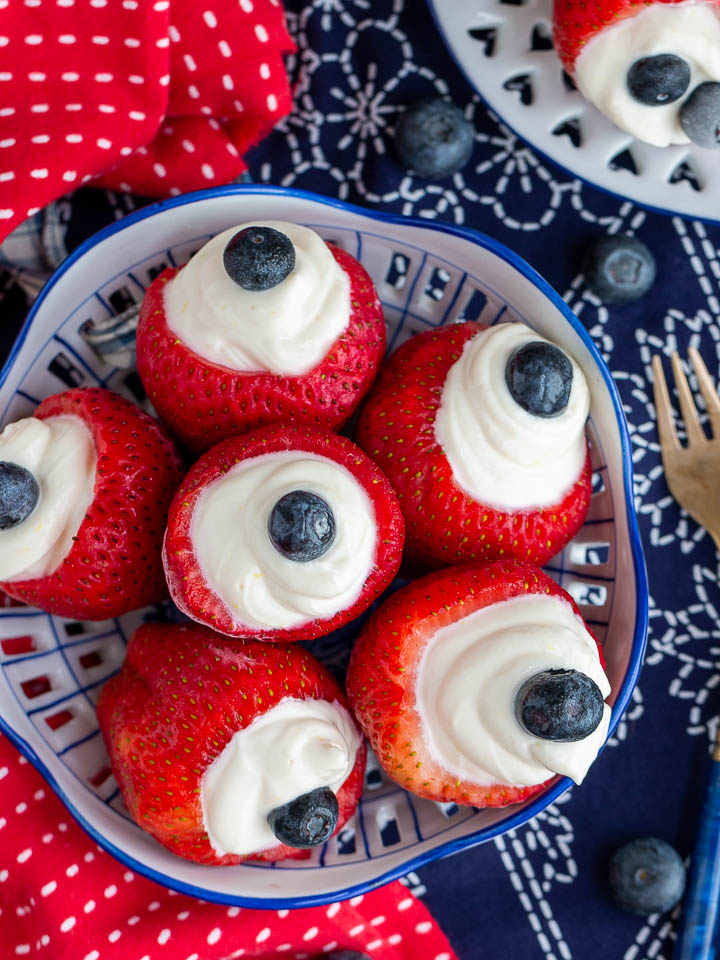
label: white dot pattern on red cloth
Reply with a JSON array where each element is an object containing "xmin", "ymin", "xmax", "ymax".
[{"xmin": 0, "ymin": 0, "xmax": 295, "ymax": 242}]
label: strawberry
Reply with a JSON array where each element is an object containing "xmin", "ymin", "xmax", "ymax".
[
  {"xmin": 136, "ymin": 244, "xmax": 386, "ymax": 453},
  {"xmin": 552, "ymin": 0, "xmax": 720, "ymax": 149},
  {"xmin": 346, "ymin": 561, "xmax": 605, "ymax": 807},
  {"xmin": 553, "ymin": 0, "xmax": 685, "ymax": 76},
  {"xmin": 355, "ymin": 323, "xmax": 591, "ymax": 569},
  {"xmin": 97, "ymin": 622, "xmax": 367, "ymax": 865},
  {"xmin": 0, "ymin": 388, "xmax": 184, "ymax": 620},
  {"xmin": 163, "ymin": 423, "xmax": 405, "ymax": 642}
]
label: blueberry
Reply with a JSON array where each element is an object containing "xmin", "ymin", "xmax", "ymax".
[
  {"xmin": 609, "ymin": 838, "xmax": 686, "ymax": 915},
  {"xmin": 394, "ymin": 98, "xmax": 474, "ymax": 179},
  {"xmin": 267, "ymin": 786, "xmax": 338, "ymax": 848},
  {"xmin": 505, "ymin": 341, "xmax": 573, "ymax": 418},
  {"xmin": 515, "ymin": 669, "xmax": 605, "ymax": 741},
  {"xmin": 0, "ymin": 462, "xmax": 40, "ymax": 530},
  {"xmin": 223, "ymin": 225, "xmax": 295, "ymax": 291},
  {"xmin": 582, "ymin": 235, "xmax": 656, "ymax": 305},
  {"xmin": 268, "ymin": 490, "xmax": 336, "ymax": 563},
  {"xmin": 679, "ymin": 82, "xmax": 720, "ymax": 148},
  {"xmin": 627, "ymin": 54, "xmax": 690, "ymax": 106}
]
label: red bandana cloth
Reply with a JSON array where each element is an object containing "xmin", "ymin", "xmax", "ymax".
[
  {"xmin": 0, "ymin": 734, "xmax": 459, "ymax": 959},
  {"xmin": 0, "ymin": 0, "xmax": 295, "ymax": 243}
]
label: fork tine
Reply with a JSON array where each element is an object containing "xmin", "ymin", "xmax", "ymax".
[
  {"xmin": 652, "ymin": 355, "xmax": 679, "ymax": 451},
  {"xmin": 688, "ymin": 346, "xmax": 720, "ymax": 438},
  {"xmin": 671, "ymin": 351, "xmax": 706, "ymax": 446}
]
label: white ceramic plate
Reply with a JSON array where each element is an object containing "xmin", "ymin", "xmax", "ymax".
[
  {"xmin": 428, "ymin": 0, "xmax": 720, "ymax": 220},
  {"xmin": 0, "ymin": 185, "xmax": 648, "ymax": 906}
]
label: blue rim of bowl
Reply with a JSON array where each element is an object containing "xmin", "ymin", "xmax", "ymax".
[
  {"xmin": 425, "ymin": 0, "xmax": 720, "ymax": 226},
  {"xmin": 0, "ymin": 183, "xmax": 649, "ymax": 908}
]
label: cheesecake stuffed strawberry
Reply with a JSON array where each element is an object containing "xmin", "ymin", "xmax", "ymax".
[
  {"xmin": 355, "ymin": 321, "xmax": 592, "ymax": 569},
  {"xmin": 0, "ymin": 387, "xmax": 183, "ymax": 620},
  {"xmin": 347, "ymin": 561, "xmax": 611, "ymax": 807},
  {"xmin": 554, "ymin": 0, "xmax": 720, "ymax": 147},
  {"xmin": 98, "ymin": 622, "xmax": 367, "ymax": 864},
  {"xmin": 163, "ymin": 423, "xmax": 404, "ymax": 642},
  {"xmin": 137, "ymin": 221, "xmax": 386, "ymax": 452}
]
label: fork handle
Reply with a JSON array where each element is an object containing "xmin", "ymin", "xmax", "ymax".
[{"xmin": 673, "ymin": 750, "xmax": 720, "ymax": 960}]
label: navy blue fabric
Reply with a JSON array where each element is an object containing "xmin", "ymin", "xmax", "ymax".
[{"xmin": 0, "ymin": 1, "xmax": 718, "ymax": 957}]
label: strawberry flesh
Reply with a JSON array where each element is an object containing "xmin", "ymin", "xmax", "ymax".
[
  {"xmin": 347, "ymin": 560, "xmax": 604, "ymax": 807},
  {"xmin": 136, "ymin": 244, "xmax": 386, "ymax": 452},
  {"xmin": 0, "ymin": 388, "xmax": 184, "ymax": 620},
  {"xmin": 163, "ymin": 423, "xmax": 405, "ymax": 643},
  {"xmin": 355, "ymin": 323, "xmax": 591, "ymax": 569},
  {"xmin": 97, "ymin": 622, "xmax": 367, "ymax": 864}
]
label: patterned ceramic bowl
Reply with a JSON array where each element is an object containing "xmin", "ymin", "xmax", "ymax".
[{"xmin": 0, "ymin": 185, "xmax": 648, "ymax": 907}]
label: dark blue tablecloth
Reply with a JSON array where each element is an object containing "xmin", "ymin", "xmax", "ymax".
[{"xmin": 0, "ymin": 1, "xmax": 717, "ymax": 957}]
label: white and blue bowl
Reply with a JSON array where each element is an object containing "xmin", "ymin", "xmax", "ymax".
[{"xmin": 0, "ymin": 185, "xmax": 648, "ymax": 907}]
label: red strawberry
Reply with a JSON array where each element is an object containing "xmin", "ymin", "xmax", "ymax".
[
  {"xmin": 136, "ymin": 244, "xmax": 386, "ymax": 453},
  {"xmin": 163, "ymin": 423, "xmax": 405, "ymax": 642},
  {"xmin": 0, "ymin": 388, "xmax": 184, "ymax": 620},
  {"xmin": 97, "ymin": 622, "xmax": 367, "ymax": 865},
  {"xmin": 355, "ymin": 323, "xmax": 591, "ymax": 569},
  {"xmin": 347, "ymin": 561, "xmax": 605, "ymax": 807},
  {"xmin": 553, "ymin": 0, "xmax": 685, "ymax": 75}
]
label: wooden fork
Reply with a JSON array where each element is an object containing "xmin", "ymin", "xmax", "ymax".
[
  {"xmin": 652, "ymin": 348, "xmax": 720, "ymax": 554},
  {"xmin": 654, "ymin": 348, "xmax": 720, "ymax": 959}
]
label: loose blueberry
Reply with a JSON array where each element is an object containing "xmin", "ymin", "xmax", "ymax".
[
  {"xmin": 0, "ymin": 462, "xmax": 40, "ymax": 530},
  {"xmin": 582, "ymin": 235, "xmax": 656, "ymax": 305},
  {"xmin": 679, "ymin": 82, "xmax": 720, "ymax": 148},
  {"xmin": 505, "ymin": 341, "xmax": 573, "ymax": 418},
  {"xmin": 627, "ymin": 54, "xmax": 690, "ymax": 106},
  {"xmin": 222, "ymin": 225, "xmax": 295, "ymax": 291},
  {"xmin": 515, "ymin": 669, "xmax": 605, "ymax": 742},
  {"xmin": 609, "ymin": 837, "xmax": 686, "ymax": 915},
  {"xmin": 394, "ymin": 98, "xmax": 474, "ymax": 179},
  {"xmin": 267, "ymin": 786, "xmax": 339, "ymax": 848},
  {"xmin": 268, "ymin": 490, "xmax": 336, "ymax": 562}
]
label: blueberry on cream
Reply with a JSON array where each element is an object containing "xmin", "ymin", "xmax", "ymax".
[
  {"xmin": 0, "ymin": 417, "xmax": 96, "ymax": 581},
  {"xmin": 268, "ymin": 490, "xmax": 336, "ymax": 562},
  {"xmin": 515, "ymin": 669, "xmax": 606, "ymax": 742},
  {"xmin": 201, "ymin": 697, "xmax": 361, "ymax": 856},
  {"xmin": 505, "ymin": 341, "xmax": 573, "ymax": 418},
  {"xmin": 223, "ymin": 224, "xmax": 296, "ymax": 291},
  {"xmin": 574, "ymin": 3, "xmax": 720, "ymax": 147},
  {"xmin": 416, "ymin": 592, "xmax": 611, "ymax": 787},
  {"xmin": 0, "ymin": 462, "xmax": 40, "ymax": 530},
  {"xmin": 434, "ymin": 322, "xmax": 590, "ymax": 512},
  {"xmin": 164, "ymin": 220, "xmax": 351, "ymax": 376},
  {"xmin": 627, "ymin": 54, "xmax": 691, "ymax": 106},
  {"xmin": 267, "ymin": 786, "xmax": 339, "ymax": 848},
  {"xmin": 191, "ymin": 451, "xmax": 377, "ymax": 631},
  {"xmin": 679, "ymin": 80, "xmax": 720, "ymax": 146}
]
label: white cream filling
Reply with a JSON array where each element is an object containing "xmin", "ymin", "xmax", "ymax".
[
  {"xmin": 433, "ymin": 323, "xmax": 589, "ymax": 511},
  {"xmin": 0, "ymin": 416, "xmax": 97, "ymax": 581},
  {"xmin": 201, "ymin": 697, "xmax": 362, "ymax": 857},
  {"xmin": 575, "ymin": 2, "xmax": 720, "ymax": 147},
  {"xmin": 164, "ymin": 221, "xmax": 351, "ymax": 376},
  {"xmin": 416, "ymin": 593, "xmax": 611, "ymax": 787},
  {"xmin": 191, "ymin": 451, "xmax": 377, "ymax": 631}
]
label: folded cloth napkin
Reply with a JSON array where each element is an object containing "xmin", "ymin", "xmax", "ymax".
[
  {"xmin": 0, "ymin": 0, "xmax": 294, "ymax": 243},
  {"xmin": 0, "ymin": 733, "xmax": 458, "ymax": 959}
]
